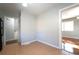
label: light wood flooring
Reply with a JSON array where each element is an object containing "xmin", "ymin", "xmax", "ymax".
[
  {"xmin": 0, "ymin": 41, "xmax": 69, "ymax": 55},
  {"xmin": 63, "ymin": 37, "xmax": 79, "ymax": 55}
]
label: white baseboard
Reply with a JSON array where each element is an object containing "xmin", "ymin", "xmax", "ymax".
[
  {"xmin": 21, "ymin": 40, "xmax": 60, "ymax": 49},
  {"xmin": 21, "ymin": 40, "xmax": 37, "ymax": 45},
  {"xmin": 37, "ymin": 40, "xmax": 60, "ymax": 49},
  {"xmin": 6, "ymin": 39, "xmax": 18, "ymax": 42}
]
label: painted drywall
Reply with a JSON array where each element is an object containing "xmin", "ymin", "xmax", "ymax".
[
  {"xmin": 5, "ymin": 17, "xmax": 15, "ymax": 41},
  {"xmin": 5, "ymin": 18, "xmax": 20, "ymax": 41},
  {"xmin": 14, "ymin": 18, "xmax": 19, "ymax": 40},
  {"xmin": 62, "ymin": 5, "xmax": 79, "ymax": 19},
  {"xmin": 62, "ymin": 18, "xmax": 79, "ymax": 39},
  {"xmin": 37, "ymin": 4, "xmax": 73, "ymax": 48},
  {"xmin": 20, "ymin": 8, "xmax": 36, "ymax": 44},
  {"xmin": 0, "ymin": 10, "xmax": 4, "ymax": 17}
]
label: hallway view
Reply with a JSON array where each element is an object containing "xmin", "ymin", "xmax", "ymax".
[{"xmin": 0, "ymin": 41, "xmax": 64, "ymax": 55}]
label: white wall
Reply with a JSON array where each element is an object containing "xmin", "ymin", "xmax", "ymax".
[
  {"xmin": 62, "ymin": 5, "xmax": 79, "ymax": 19},
  {"xmin": 21, "ymin": 8, "xmax": 36, "ymax": 44},
  {"xmin": 5, "ymin": 17, "xmax": 15, "ymax": 41},
  {"xmin": 62, "ymin": 18, "xmax": 79, "ymax": 39},
  {"xmin": 37, "ymin": 4, "xmax": 72, "ymax": 48},
  {"xmin": 14, "ymin": 18, "xmax": 19, "ymax": 40},
  {"xmin": 5, "ymin": 18, "xmax": 19, "ymax": 41}
]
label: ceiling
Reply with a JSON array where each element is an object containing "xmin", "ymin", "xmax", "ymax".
[
  {"xmin": 0, "ymin": 3, "xmax": 20, "ymax": 17},
  {"xmin": 22, "ymin": 3, "xmax": 57, "ymax": 16},
  {"xmin": 0, "ymin": 3, "xmax": 73, "ymax": 17}
]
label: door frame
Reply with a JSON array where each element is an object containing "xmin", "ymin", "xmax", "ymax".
[
  {"xmin": 3, "ymin": 15, "xmax": 21, "ymax": 47},
  {"xmin": 59, "ymin": 3, "xmax": 79, "ymax": 49}
]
